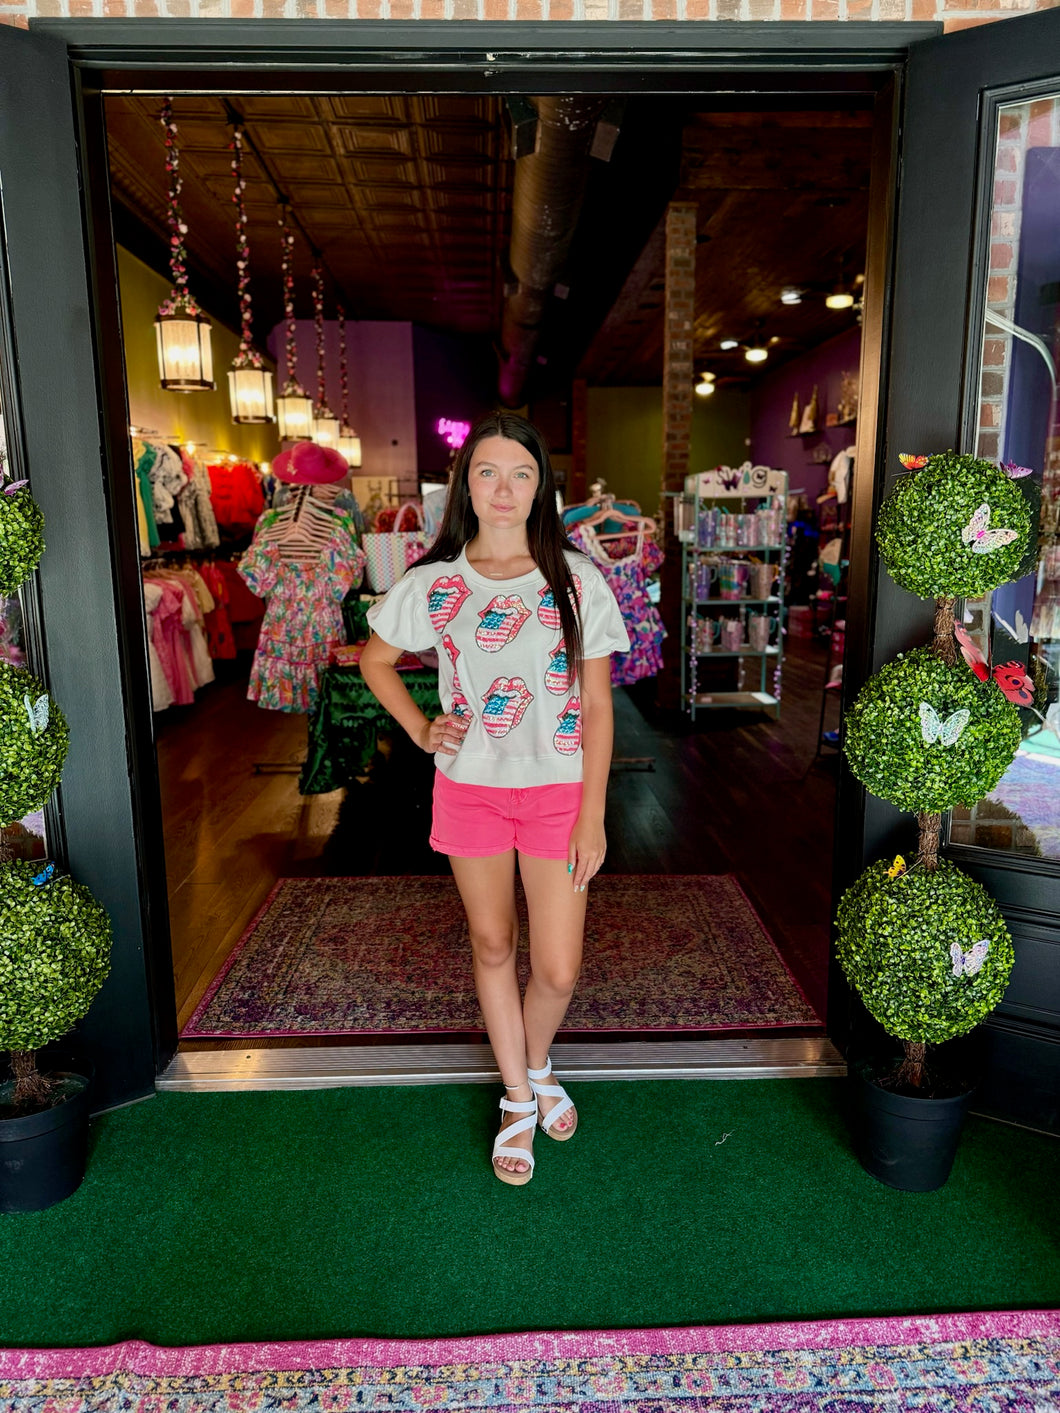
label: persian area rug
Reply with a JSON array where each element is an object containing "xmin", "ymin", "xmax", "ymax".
[
  {"xmin": 4, "ymin": 1312, "xmax": 1058, "ymax": 1412},
  {"xmin": 182, "ymin": 874, "xmax": 818, "ymax": 1038}
]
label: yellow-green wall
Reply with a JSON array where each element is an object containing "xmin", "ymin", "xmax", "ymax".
[
  {"xmin": 585, "ymin": 386, "xmax": 751, "ymax": 515},
  {"xmin": 116, "ymin": 246, "xmax": 280, "ymax": 464}
]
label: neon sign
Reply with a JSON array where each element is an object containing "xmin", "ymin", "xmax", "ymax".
[{"xmin": 437, "ymin": 417, "xmax": 471, "ymax": 450}]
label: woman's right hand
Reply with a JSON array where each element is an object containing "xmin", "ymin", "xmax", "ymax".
[{"xmin": 419, "ymin": 713, "xmax": 468, "ymax": 756}]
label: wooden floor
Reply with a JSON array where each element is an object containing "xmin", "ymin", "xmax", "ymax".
[{"xmin": 158, "ymin": 628, "xmax": 838, "ymax": 1039}]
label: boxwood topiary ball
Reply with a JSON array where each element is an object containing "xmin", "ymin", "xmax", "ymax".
[
  {"xmin": 844, "ymin": 647, "xmax": 1020, "ymax": 814},
  {"xmin": 836, "ymin": 858, "xmax": 1014, "ymax": 1045},
  {"xmin": 0, "ymin": 488, "xmax": 45, "ymax": 596},
  {"xmin": 0, "ymin": 663, "xmax": 69, "ymax": 827},
  {"xmin": 0, "ymin": 859, "xmax": 112, "ymax": 1053},
  {"xmin": 876, "ymin": 450, "xmax": 1031, "ymax": 598}
]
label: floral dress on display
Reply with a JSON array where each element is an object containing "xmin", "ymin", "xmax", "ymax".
[
  {"xmin": 239, "ymin": 514, "xmax": 366, "ymax": 714},
  {"xmin": 566, "ymin": 521, "xmax": 665, "ymax": 686}
]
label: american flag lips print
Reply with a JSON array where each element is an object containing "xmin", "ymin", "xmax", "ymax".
[
  {"xmin": 482, "ymin": 677, "xmax": 534, "ymax": 737},
  {"xmin": 427, "ymin": 575, "xmax": 471, "ymax": 632},
  {"xmin": 553, "ymin": 697, "xmax": 581, "ymax": 755},
  {"xmin": 537, "ymin": 576, "xmax": 581, "ymax": 629},
  {"xmin": 475, "ymin": 594, "xmax": 531, "ymax": 652},
  {"xmin": 441, "ymin": 633, "xmax": 473, "ymax": 721},
  {"xmin": 544, "ymin": 640, "xmax": 570, "ymax": 694}
]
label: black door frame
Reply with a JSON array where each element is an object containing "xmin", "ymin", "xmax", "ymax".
[{"xmin": 13, "ymin": 18, "xmax": 937, "ymax": 1108}]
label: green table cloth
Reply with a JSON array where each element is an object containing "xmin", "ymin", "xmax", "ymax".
[{"xmin": 300, "ymin": 663, "xmax": 441, "ymax": 794}]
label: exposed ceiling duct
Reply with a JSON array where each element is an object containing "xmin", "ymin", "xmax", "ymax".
[{"xmin": 498, "ymin": 97, "xmax": 612, "ymax": 407}]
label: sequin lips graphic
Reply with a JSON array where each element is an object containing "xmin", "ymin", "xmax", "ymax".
[
  {"xmin": 441, "ymin": 633, "xmax": 472, "ymax": 722},
  {"xmin": 475, "ymin": 594, "xmax": 531, "ymax": 653},
  {"xmin": 553, "ymin": 697, "xmax": 581, "ymax": 755},
  {"xmin": 544, "ymin": 640, "xmax": 570, "ymax": 695},
  {"xmin": 537, "ymin": 576, "xmax": 581, "ymax": 630},
  {"xmin": 427, "ymin": 575, "xmax": 471, "ymax": 633},
  {"xmin": 482, "ymin": 677, "xmax": 533, "ymax": 737}
]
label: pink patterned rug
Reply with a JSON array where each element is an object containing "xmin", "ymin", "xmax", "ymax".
[
  {"xmin": 3, "ymin": 1311, "xmax": 1058, "ymax": 1411},
  {"xmin": 183, "ymin": 874, "xmax": 819, "ymax": 1038}
]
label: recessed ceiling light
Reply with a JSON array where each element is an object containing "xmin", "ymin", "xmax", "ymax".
[
  {"xmin": 744, "ymin": 344, "xmax": 769, "ymax": 365},
  {"xmin": 825, "ymin": 290, "xmax": 855, "ymax": 310},
  {"xmin": 695, "ymin": 372, "xmax": 716, "ymax": 397},
  {"xmin": 780, "ymin": 287, "xmax": 803, "ymax": 306},
  {"xmin": 719, "ymin": 339, "xmax": 739, "ymax": 351}
]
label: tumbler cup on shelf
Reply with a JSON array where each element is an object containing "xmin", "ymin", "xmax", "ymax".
[
  {"xmin": 748, "ymin": 614, "xmax": 772, "ymax": 652},
  {"xmin": 720, "ymin": 617, "xmax": 744, "ymax": 652},
  {"xmin": 750, "ymin": 562, "xmax": 776, "ymax": 598},
  {"xmin": 717, "ymin": 560, "xmax": 750, "ymax": 600}
]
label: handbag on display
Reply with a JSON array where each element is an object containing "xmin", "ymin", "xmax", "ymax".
[{"xmin": 362, "ymin": 500, "xmax": 428, "ymax": 593}]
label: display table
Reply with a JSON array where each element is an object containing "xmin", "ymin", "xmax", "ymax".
[{"xmin": 300, "ymin": 662, "xmax": 441, "ymax": 794}]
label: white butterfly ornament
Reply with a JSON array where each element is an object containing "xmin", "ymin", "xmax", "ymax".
[
  {"xmin": 23, "ymin": 692, "xmax": 49, "ymax": 736},
  {"xmin": 961, "ymin": 503, "xmax": 1019, "ymax": 555},
  {"xmin": 950, "ymin": 940, "xmax": 990, "ymax": 978},
  {"xmin": 919, "ymin": 702, "xmax": 970, "ymax": 747}
]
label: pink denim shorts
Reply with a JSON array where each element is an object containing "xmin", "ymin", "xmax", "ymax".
[{"xmin": 430, "ymin": 770, "xmax": 583, "ymax": 859}]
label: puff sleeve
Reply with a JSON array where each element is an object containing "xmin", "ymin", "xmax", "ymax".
[{"xmin": 366, "ymin": 566, "xmax": 436, "ymax": 652}]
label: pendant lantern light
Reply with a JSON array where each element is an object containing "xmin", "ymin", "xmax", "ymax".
[
  {"xmin": 310, "ymin": 262, "xmax": 341, "ymax": 448},
  {"xmin": 155, "ymin": 97, "xmax": 215, "ymax": 392},
  {"xmin": 274, "ymin": 208, "xmax": 313, "ymax": 441},
  {"xmin": 226, "ymin": 125, "xmax": 274, "ymax": 425},
  {"xmin": 336, "ymin": 304, "xmax": 362, "ymax": 469}
]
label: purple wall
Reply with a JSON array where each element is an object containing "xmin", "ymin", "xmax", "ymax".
[
  {"xmin": 750, "ymin": 325, "xmax": 861, "ymax": 503},
  {"xmin": 412, "ymin": 326, "xmax": 498, "ymax": 475}
]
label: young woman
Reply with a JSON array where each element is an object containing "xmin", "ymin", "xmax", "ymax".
[{"xmin": 360, "ymin": 412, "xmax": 629, "ymax": 1186}]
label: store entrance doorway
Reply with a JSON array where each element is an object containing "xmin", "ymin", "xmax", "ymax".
[{"xmin": 94, "ymin": 85, "xmax": 879, "ymax": 1071}]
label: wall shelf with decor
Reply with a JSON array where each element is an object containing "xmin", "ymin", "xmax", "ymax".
[{"xmin": 675, "ymin": 464, "xmax": 788, "ymax": 722}]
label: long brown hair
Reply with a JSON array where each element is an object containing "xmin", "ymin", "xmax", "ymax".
[{"xmin": 416, "ymin": 411, "xmax": 585, "ymax": 684}]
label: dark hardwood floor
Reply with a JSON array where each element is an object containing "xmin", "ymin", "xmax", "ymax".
[{"xmin": 157, "ymin": 626, "xmax": 837, "ymax": 1036}]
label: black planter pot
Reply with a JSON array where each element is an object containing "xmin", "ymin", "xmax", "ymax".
[
  {"xmin": 852, "ymin": 1069, "xmax": 974, "ymax": 1192},
  {"xmin": 0, "ymin": 1071, "xmax": 92, "ymax": 1213}
]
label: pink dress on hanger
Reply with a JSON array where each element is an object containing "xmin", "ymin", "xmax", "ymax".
[{"xmin": 567, "ymin": 521, "xmax": 665, "ymax": 686}]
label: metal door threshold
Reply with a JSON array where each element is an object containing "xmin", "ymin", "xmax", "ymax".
[{"xmin": 158, "ymin": 1036, "xmax": 845, "ymax": 1092}]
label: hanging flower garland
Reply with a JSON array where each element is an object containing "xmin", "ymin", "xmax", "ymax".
[
  {"xmin": 312, "ymin": 261, "xmax": 329, "ymax": 418},
  {"xmin": 229, "ymin": 125, "xmax": 263, "ymax": 373},
  {"xmin": 157, "ymin": 97, "xmax": 202, "ymax": 322},
  {"xmin": 337, "ymin": 304, "xmax": 351, "ymax": 424},
  {"xmin": 279, "ymin": 208, "xmax": 308, "ymax": 398}
]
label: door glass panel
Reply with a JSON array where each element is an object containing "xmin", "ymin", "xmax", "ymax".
[{"xmin": 954, "ymin": 92, "xmax": 1060, "ymax": 859}]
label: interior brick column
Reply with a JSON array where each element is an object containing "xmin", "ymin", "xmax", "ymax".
[
  {"xmin": 569, "ymin": 377, "xmax": 588, "ymax": 503},
  {"xmin": 657, "ymin": 202, "xmax": 698, "ymax": 712}
]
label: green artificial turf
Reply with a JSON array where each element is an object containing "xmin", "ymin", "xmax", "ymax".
[{"xmin": 0, "ymin": 1078, "xmax": 1057, "ymax": 1348}]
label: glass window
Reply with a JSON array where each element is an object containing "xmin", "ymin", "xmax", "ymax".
[{"xmin": 954, "ymin": 93, "xmax": 1060, "ymax": 859}]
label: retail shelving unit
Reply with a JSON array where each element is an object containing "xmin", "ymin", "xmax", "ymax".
[{"xmin": 676, "ymin": 464, "xmax": 789, "ymax": 721}]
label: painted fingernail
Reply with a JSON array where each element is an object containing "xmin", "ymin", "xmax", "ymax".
[{"xmin": 567, "ymin": 863, "xmax": 574, "ymax": 873}]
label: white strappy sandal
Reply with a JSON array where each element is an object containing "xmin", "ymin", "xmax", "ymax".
[
  {"xmin": 492, "ymin": 1092, "xmax": 537, "ymax": 1186},
  {"xmin": 527, "ymin": 1058, "xmax": 578, "ymax": 1141}
]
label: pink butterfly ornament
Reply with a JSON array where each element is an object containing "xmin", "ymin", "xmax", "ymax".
[
  {"xmin": 961, "ymin": 503, "xmax": 1019, "ymax": 555},
  {"xmin": 1000, "ymin": 461, "xmax": 1033, "ymax": 479}
]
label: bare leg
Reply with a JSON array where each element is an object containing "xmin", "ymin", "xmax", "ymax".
[
  {"xmin": 448, "ymin": 851, "xmax": 533, "ymax": 1175},
  {"xmin": 518, "ymin": 852, "xmax": 588, "ymax": 1134}
]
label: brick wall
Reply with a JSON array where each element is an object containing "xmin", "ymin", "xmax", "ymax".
[{"xmin": 0, "ymin": 0, "xmax": 1056, "ymax": 29}]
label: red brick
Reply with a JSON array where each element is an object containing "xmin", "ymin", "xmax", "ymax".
[
  {"xmin": 810, "ymin": 0, "xmax": 839, "ymax": 17},
  {"xmin": 452, "ymin": 0, "xmax": 478, "ymax": 14},
  {"xmin": 550, "ymin": 0, "xmax": 574, "ymax": 15},
  {"xmin": 747, "ymin": 0, "xmax": 777, "ymax": 15},
  {"xmin": 686, "ymin": 0, "xmax": 712, "ymax": 14},
  {"xmin": 652, "ymin": 0, "xmax": 678, "ymax": 16},
  {"xmin": 911, "ymin": 0, "xmax": 936, "ymax": 16},
  {"xmin": 780, "ymin": 0, "xmax": 806, "ymax": 14},
  {"xmin": 990, "ymin": 241, "xmax": 1013, "ymax": 269},
  {"xmin": 982, "ymin": 337, "xmax": 1007, "ymax": 366},
  {"xmin": 515, "ymin": 0, "xmax": 544, "ymax": 13},
  {"xmin": 617, "ymin": 0, "xmax": 642, "ymax": 15},
  {"xmin": 231, "ymin": 0, "xmax": 254, "ymax": 14},
  {"xmin": 715, "ymin": 0, "xmax": 739, "ymax": 16},
  {"xmin": 977, "ymin": 431, "xmax": 999, "ymax": 458},
  {"xmin": 943, "ymin": 16, "xmax": 997, "ymax": 30},
  {"xmin": 987, "ymin": 274, "xmax": 1012, "ymax": 303},
  {"xmin": 993, "ymin": 178, "xmax": 1016, "ymax": 205},
  {"xmin": 484, "ymin": 0, "xmax": 507, "ymax": 14}
]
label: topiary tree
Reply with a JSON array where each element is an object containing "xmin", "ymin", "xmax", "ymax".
[
  {"xmin": 0, "ymin": 466, "xmax": 112, "ymax": 1116},
  {"xmin": 0, "ymin": 859, "xmax": 112, "ymax": 1109},
  {"xmin": 839, "ymin": 450, "xmax": 1033, "ymax": 1090},
  {"xmin": 0, "ymin": 663, "xmax": 69, "ymax": 827}
]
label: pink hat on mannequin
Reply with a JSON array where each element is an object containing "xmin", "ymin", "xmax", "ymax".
[{"xmin": 273, "ymin": 441, "xmax": 349, "ymax": 486}]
